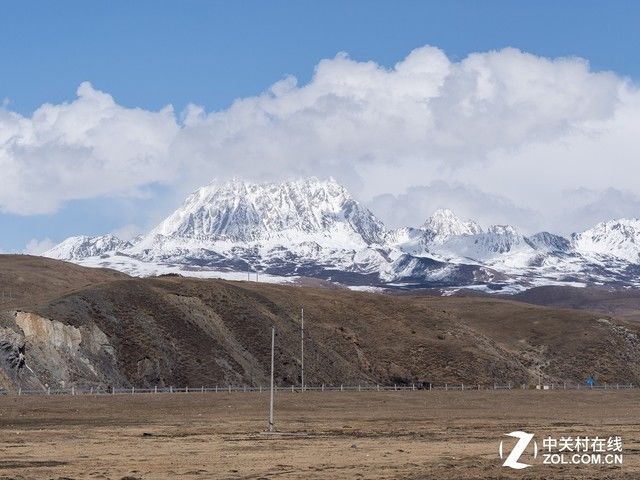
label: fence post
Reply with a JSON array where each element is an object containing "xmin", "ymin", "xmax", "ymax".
[
  {"xmin": 228, "ymin": 385, "xmax": 231, "ymax": 393},
  {"xmin": 18, "ymin": 387, "xmax": 21, "ymax": 396},
  {"xmin": 340, "ymin": 384, "xmax": 343, "ymax": 391},
  {"xmin": 154, "ymin": 385, "xmax": 158, "ymax": 394},
  {"xmin": 394, "ymin": 384, "xmax": 397, "ymax": 391},
  {"xmin": 413, "ymin": 383, "xmax": 416, "ymax": 391},
  {"xmin": 71, "ymin": 386, "xmax": 75, "ymax": 395},
  {"xmin": 259, "ymin": 385, "xmax": 262, "ymax": 393},
  {"xmin": 215, "ymin": 385, "xmax": 218, "ymax": 393},
  {"xmin": 201, "ymin": 386, "xmax": 204, "ymax": 393},
  {"xmin": 170, "ymin": 386, "xmax": 173, "ymax": 394},
  {"xmin": 111, "ymin": 386, "xmax": 114, "ymax": 395},
  {"xmin": 429, "ymin": 383, "xmax": 432, "ymax": 391},
  {"xmin": 321, "ymin": 383, "xmax": 324, "ymax": 391},
  {"xmin": 445, "ymin": 383, "xmax": 447, "ymax": 391},
  {"xmin": 90, "ymin": 386, "xmax": 94, "ymax": 395},
  {"xmin": 48, "ymin": 386, "xmax": 51, "ymax": 395},
  {"xmin": 377, "ymin": 384, "xmax": 380, "ymax": 392},
  {"xmin": 132, "ymin": 387, "xmax": 135, "ymax": 395},
  {"xmin": 461, "ymin": 383, "xmax": 464, "ymax": 391}
]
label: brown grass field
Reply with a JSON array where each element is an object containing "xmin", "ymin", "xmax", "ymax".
[{"xmin": 0, "ymin": 390, "xmax": 638, "ymax": 479}]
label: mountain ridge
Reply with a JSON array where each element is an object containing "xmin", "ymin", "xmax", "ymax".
[{"xmin": 44, "ymin": 178, "xmax": 640, "ymax": 292}]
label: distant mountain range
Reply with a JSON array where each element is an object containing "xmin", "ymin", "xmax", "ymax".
[{"xmin": 44, "ymin": 178, "xmax": 640, "ymax": 293}]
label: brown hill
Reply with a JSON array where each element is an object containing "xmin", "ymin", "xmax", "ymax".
[
  {"xmin": 1, "ymin": 255, "xmax": 640, "ymax": 391},
  {"xmin": 512, "ymin": 285, "xmax": 640, "ymax": 322},
  {"xmin": 0, "ymin": 254, "xmax": 127, "ymax": 310}
]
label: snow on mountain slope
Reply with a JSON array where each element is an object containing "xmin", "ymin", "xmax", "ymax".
[
  {"xmin": 526, "ymin": 232, "xmax": 571, "ymax": 253},
  {"xmin": 124, "ymin": 178, "xmax": 392, "ymax": 278},
  {"xmin": 435, "ymin": 225, "xmax": 527, "ymax": 256},
  {"xmin": 388, "ymin": 209, "xmax": 482, "ymax": 257},
  {"xmin": 422, "ymin": 209, "xmax": 483, "ymax": 244},
  {"xmin": 150, "ymin": 178, "xmax": 386, "ymax": 247},
  {"xmin": 429, "ymin": 224, "xmax": 540, "ymax": 270},
  {"xmin": 391, "ymin": 210, "xmax": 536, "ymax": 267},
  {"xmin": 43, "ymin": 179, "xmax": 640, "ymax": 291},
  {"xmin": 45, "ymin": 179, "xmax": 405, "ymax": 284},
  {"xmin": 572, "ymin": 218, "xmax": 640, "ymax": 263},
  {"xmin": 44, "ymin": 235, "xmax": 132, "ymax": 261}
]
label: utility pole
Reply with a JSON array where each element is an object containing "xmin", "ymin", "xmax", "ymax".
[
  {"xmin": 301, "ymin": 308, "xmax": 305, "ymax": 392},
  {"xmin": 268, "ymin": 327, "xmax": 275, "ymax": 432},
  {"xmin": 538, "ymin": 364, "xmax": 542, "ymax": 388}
]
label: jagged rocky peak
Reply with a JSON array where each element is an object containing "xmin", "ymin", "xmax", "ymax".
[
  {"xmin": 44, "ymin": 234, "xmax": 131, "ymax": 261},
  {"xmin": 486, "ymin": 224, "xmax": 520, "ymax": 236},
  {"xmin": 422, "ymin": 209, "xmax": 483, "ymax": 244},
  {"xmin": 478, "ymin": 224, "xmax": 527, "ymax": 254},
  {"xmin": 526, "ymin": 231, "xmax": 571, "ymax": 253},
  {"xmin": 151, "ymin": 177, "xmax": 387, "ymax": 245},
  {"xmin": 572, "ymin": 218, "xmax": 640, "ymax": 262}
]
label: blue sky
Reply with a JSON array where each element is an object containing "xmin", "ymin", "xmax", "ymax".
[{"xmin": 1, "ymin": 1, "xmax": 640, "ymax": 251}]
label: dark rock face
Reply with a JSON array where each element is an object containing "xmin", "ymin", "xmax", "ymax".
[{"xmin": 0, "ymin": 332, "xmax": 25, "ymax": 372}]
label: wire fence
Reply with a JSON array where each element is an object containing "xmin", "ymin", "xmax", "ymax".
[{"xmin": 0, "ymin": 382, "xmax": 635, "ymax": 396}]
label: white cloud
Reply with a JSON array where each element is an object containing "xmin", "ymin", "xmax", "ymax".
[
  {"xmin": 0, "ymin": 82, "xmax": 179, "ymax": 214},
  {"xmin": 23, "ymin": 238, "xmax": 55, "ymax": 255},
  {"xmin": 110, "ymin": 223, "xmax": 144, "ymax": 241},
  {"xmin": 1, "ymin": 46, "xmax": 639, "ymax": 233},
  {"xmin": 368, "ymin": 181, "xmax": 536, "ymax": 231}
]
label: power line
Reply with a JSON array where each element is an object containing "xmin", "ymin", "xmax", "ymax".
[
  {"xmin": 301, "ymin": 308, "xmax": 305, "ymax": 392},
  {"xmin": 268, "ymin": 326, "xmax": 275, "ymax": 432}
]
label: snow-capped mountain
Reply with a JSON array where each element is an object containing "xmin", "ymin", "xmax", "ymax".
[
  {"xmin": 571, "ymin": 218, "xmax": 640, "ymax": 263},
  {"xmin": 422, "ymin": 209, "xmax": 482, "ymax": 244},
  {"xmin": 148, "ymin": 178, "xmax": 386, "ymax": 247},
  {"xmin": 45, "ymin": 234, "xmax": 132, "ymax": 261},
  {"xmin": 43, "ymin": 178, "xmax": 640, "ymax": 292},
  {"xmin": 391, "ymin": 210, "xmax": 533, "ymax": 265},
  {"xmin": 525, "ymin": 232, "xmax": 571, "ymax": 253}
]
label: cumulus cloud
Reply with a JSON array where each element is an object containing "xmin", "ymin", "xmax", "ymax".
[
  {"xmin": 1, "ymin": 46, "xmax": 639, "ymax": 233},
  {"xmin": 0, "ymin": 82, "xmax": 179, "ymax": 214}
]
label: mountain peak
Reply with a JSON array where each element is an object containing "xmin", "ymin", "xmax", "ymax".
[
  {"xmin": 526, "ymin": 231, "xmax": 570, "ymax": 253},
  {"xmin": 422, "ymin": 209, "xmax": 482, "ymax": 244},
  {"xmin": 572, "ymin": 217, "xmax": 640, "ymax": 262},
  {"xmin": 44, "ymin": 234, "xmax": 131, "ymax": 260},
  {"xmin": 151, "ymin": 178, "xmax": 385, "ymax": 246},
  {"xmin": 487, "ymin": 224, "xmax": 520, "ymax": 236}
]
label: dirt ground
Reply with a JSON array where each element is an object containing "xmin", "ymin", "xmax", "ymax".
[{"xmin": 0, "ymin": 390, "xmax": 638, "ymax": 479}]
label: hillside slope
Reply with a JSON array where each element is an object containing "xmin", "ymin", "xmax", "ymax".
[
  {"xmin": 1, "ymin": 255, "xmax": 640, "ymax": 391},
  {"xmin": 513, "ymin": 285, "xmax": 640, "ymax": 322},
  {"xmin": 0, "ymin": 255, "xmax": 128, "ymax": 310}
]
